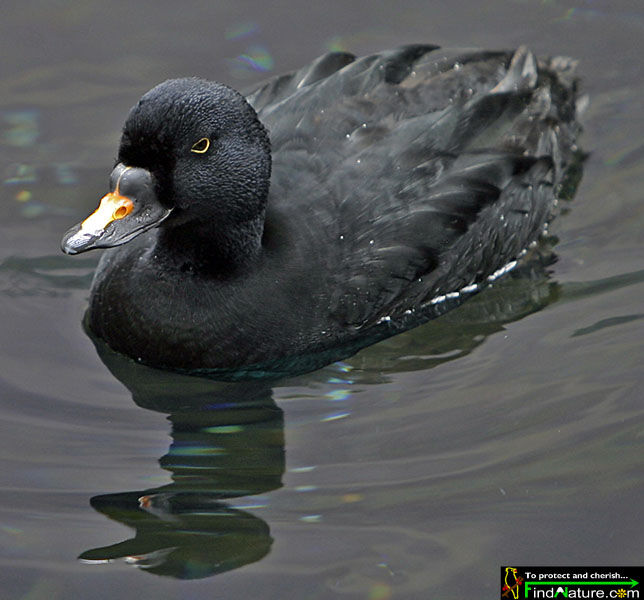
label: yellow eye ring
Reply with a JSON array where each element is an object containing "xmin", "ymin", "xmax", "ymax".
[{"xmin": 191, "ymin": 137, "xmax": 210, "ymax": 154}]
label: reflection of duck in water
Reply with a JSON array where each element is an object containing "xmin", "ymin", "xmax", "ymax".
[
  {"xmin": 80, "ymin": 343, "xmax": 284, "ymax": 579},
  {"xmin": 62, "ymin": 44, "xmax": 582, "ymax": 379},
  {"xmin": 80, "ymin": 490, "xmax": 274, "ymax": 579},
  {"xmin": 78, "ymin": 264, "xmax": 581, "ymax": 579}
]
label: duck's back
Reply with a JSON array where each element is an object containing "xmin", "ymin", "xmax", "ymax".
[{"xmin": 250, "ymin": 45, "xmax": 580, "ymax": 332}]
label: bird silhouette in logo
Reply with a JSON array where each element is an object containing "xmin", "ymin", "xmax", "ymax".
[{"xmin": 502, "ymin": 567, "xmax": 523, "ymax": 599}]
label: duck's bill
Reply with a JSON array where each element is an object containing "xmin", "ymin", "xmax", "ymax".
[{"xmin": 61, "ymin": 164, "xmax": 172, "ymax": 255}]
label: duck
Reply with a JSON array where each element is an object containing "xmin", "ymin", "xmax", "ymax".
[{"xmin": 61, "ymin": 44, "xmax": 581, "ymax": 379}]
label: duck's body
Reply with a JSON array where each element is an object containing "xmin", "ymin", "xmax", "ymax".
[{"xmin": 63, "ymin": 45, "xmax": 581, "ymax": 377}]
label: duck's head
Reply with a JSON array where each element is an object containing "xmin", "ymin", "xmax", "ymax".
[{"xmin": 61, "ymin": 78, "xmax": 271, "ymax": 255}]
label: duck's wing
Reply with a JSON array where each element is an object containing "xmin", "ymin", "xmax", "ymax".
[{"xmin": 255, "ymin": 46, "xmax": 580, "ymax": 328}]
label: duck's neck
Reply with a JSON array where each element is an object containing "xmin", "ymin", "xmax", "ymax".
[{"xmin": 156, "ymin": 212, "xmax": 265, "ymax": 276}]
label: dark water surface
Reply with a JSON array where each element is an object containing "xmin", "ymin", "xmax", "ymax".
[{"xmin": 1, "ymin": 1, "xmax": 643, "ymax": 598}]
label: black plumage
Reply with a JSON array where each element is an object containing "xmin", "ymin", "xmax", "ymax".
[{"xmin": 61, "ymin": 45, "xmax": 581, "ymax": 378}]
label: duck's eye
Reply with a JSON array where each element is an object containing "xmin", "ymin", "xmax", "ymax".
[{"xmin": 191, "ymin": 137, "xmax": 211, "ymax": 154}]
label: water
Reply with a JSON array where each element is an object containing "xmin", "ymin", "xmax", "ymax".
[{"xmin": 1, "ymin": 1, "xmax": 643, "ymax": 598}]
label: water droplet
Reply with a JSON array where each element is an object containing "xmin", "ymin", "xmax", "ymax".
[
  {"xmin": 1, "ymin": 109, "xmax": 39, "ymax": 147},
  {"xmin": 325, "ymin": 389, "xmax": 351, "ymax": 402},
  {"xmin": 300, "ymin": 514, "xmax": 322, "ymax": 523},
  {"xmin": 342, "ymin": 493, "xmax": 362, "ymax": 503},
  {"xmin": 322, "ymin": 411, "xmax": 350, "ymax": 422},
  {"xmin": 225, "ymin": 22, "xmax": 259, "ymax": 40},
  {"xmin": 290, "ymin": 466, "xmax": 316, "ymax": 473},
  {"xmin": 4, "ymin": 164, "xmax": 37, "ymax": 185}
]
